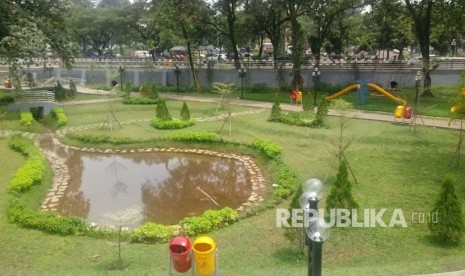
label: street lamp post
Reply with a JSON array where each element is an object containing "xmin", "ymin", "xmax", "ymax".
[
  {"xmin": 312, "ymin": 67, "xmax": 321, "ymax": 107},
  {"xmin": 238, "ymin": 67, "xmax": 247, "ymax": 99},
  {"xmin": 118, "ymin": 64, "xmax": 125, "ymax": 92},
  {"xmin": 174, "ymin": 66, "xmax": 181, "ymax": 91},
  {"xmin": 300, "ymin": 178, "xmax": 327, "ymax": 276},
  {"xmin": 451, "ymin": 39, "xmax": 457, "ymax": 57}
]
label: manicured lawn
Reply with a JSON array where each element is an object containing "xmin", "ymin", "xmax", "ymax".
[{"xmin": 1, "ymin": 92, "xmax": 465, "ymax": 275}]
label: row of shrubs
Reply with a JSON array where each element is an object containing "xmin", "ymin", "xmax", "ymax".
[
  {"xmin": 131, "ymin": 207, "xmax": 237, "ymax": 243},
  {"xmin": 122, "ymin": 97, "xmax": 158, "ymax": 105},
  {"xmin": 52, "ymin": 107, "xmax": 68, "ymax": 126},
  {"xmin": 8, "ymin": 135, "xmax": 46, "ymax": 193},
  {"xmin": 67, "ymin": 133, "xmax": 140, "ymax": 145}
]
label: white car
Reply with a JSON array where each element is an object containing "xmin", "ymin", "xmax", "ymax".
[{"xmin": 208, "ymin": 54, "xmax": 227, "ymax": 61}]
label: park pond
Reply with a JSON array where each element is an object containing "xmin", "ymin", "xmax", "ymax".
[{"xmin": 37, "ymin": 133, "xmax": 265, "ymax": 228}]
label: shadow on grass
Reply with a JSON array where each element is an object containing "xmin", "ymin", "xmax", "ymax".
[
  {"xmin": 272, "ymin": 245, "xmax": 306, "ymax": 264},
  {"xmin": 418, "ymin": 233, "xmax": 463, "ymax": 249}
]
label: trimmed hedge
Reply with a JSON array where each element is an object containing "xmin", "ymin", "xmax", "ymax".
[
  {"xmin": 179, "ymin": 207, "xmax": 238, "ymax": 236},
  {"xmin": 131, "ymin": 223, "xmax": 176, "ymax": 243},
  {"xmin": 251, "ymin": 137, "xmax": 282, "ymax": 159},
  {"xmin": 166, "ymin": 131, "xmax": 221, "ymax": 143},
  {"xmin": 122, "ymin": 97, "xmax": 158, "ymax": 105},
  {"xmin": 52, "ymin": 107, "xmax": 68, "ymax": 126},
  {"xmin": 7, "ymin": 203, "xmax": 86, "ymax": 235},
  {"xmin": 8, "ymin": 136, "xmax": 45, "ymax": 193},
  {"xmin": 273, "ymin": 164, "xmax": 299, "ymax": 199},
  {"xmin": 151, "ymin": 118, "xmax": 195, "ymax": 130}
]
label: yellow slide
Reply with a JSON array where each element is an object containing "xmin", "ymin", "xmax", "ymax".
[
  {"xmin": 324, "ymin": 84, "xmax": 360, "ymax": 101},
  {"xmin": 367, "ymin": 83, "xmax": 407, "ymax": 106}
]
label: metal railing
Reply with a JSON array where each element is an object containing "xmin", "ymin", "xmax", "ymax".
[{"xmin": 14, "ymin": 90, "xmax": 55, "ymax": 103}]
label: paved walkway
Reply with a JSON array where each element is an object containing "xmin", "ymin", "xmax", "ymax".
[{"xmin": 160, "ymin": 93, "xmax": 462, "ymax": 131}]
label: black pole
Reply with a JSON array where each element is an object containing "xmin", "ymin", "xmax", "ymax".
[
  {"xmin": 311, "ymin": 240, "xmax": 323, "ymax": 276},
  {"xmin": 307, "ymin": 198, "xmax": 319, "ymax": 276},
  {"xmin": 241, "ymin": 76, "xmax": 244, "ymax": 99}
]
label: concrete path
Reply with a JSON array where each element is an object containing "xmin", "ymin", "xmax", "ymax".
[{"xmin": 160, "ymin": 93, "xmax": 462, "ymax": 131}]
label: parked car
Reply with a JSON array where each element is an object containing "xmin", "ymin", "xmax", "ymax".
[{"xmin": 208, "ymin": 54, "xmax": 227, "ymax": 61}]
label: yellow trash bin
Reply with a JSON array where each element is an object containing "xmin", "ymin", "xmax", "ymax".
[
  {"xmin": 296, "ymin": 91, "xmax": 302, "ymax": 105},
  {"xmin": 193, "ymin": 236, "xmax": 216, "ymax": 275},
  {"xmin": 395, "ymin": 105, "xmax": 405, "ymax": 118}
]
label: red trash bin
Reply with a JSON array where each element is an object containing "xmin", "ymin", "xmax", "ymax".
[
  {"xmin": 404, "ymin": 106, "xmax": 412, "ymax": 119},
  {"xmin": 169, "ymin": 236, "xmax": 192, "ymax": 273}
]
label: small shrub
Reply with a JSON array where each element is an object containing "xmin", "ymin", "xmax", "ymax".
[
  {"xmin": 166, "ymin": 131, "xmax": 220, "ymax": 143},
  {"xmin": 149, "ymin": 84, "xmax": 159, "ymax": 99},
  {"xmin": 52, "ymin": 107, "xmax": 68, "ymax": 126},
  {"xmin": 325, "ymin": 160, "xmax": 359, "ymax": 217},
  {"xmin": 311, "ymin": 98, "xmax": 330, "ymax": 128},
  {"xmin": 274, "ymin": 164, "xmax": 299, "ymax": 199},
  {"xmin": 139, "ymin": 84, "xmax": 150, "ymax": 97},
  {"xmin": 0, "ymin": 95, "xmax": 14, "ymax": 105},
  {"xmin": 156, "ymin": 98, "xmax": 172, "ymax": 120},
  {"xmin": 69, "ymin": 79, "xmax": 77, "ymax": 98},
  {"xmin": 54, "ymin": 81, "xmax": 66, "ymax": 101},
  {"xmin": 429, "ymin": 175, "xmax": 464, "ymax": 244},
  {"xmin": 180, "ymin": 102, "xmax": 191, "ymax": 121},
  {"xmin": 131, "ymin": 223, "xmax": 176, "ymax": 243},
  {"xmin": 20, "ymin": 111, "xmax": 33, "ymax": 126},
  {"xmin": 269, "ymin": 96, "xmax": 281, "ymax": 121},
  {"xmin": 251, "ymin": 137, "xmax": 282, "ymax": 159}
]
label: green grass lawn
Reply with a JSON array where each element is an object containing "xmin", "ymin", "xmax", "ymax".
[{"xmin": 1, "ymin": 92, "xmax": 465, "ymax": 275}]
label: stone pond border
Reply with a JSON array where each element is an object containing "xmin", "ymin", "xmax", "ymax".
[{"xmin": 38, "ymin": 134, "xmax": 267, "ymax": 216}]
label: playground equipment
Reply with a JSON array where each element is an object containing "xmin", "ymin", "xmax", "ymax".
[{"xmin": 324, "ymin": 82, "xmax": 407, "ymax": 106}]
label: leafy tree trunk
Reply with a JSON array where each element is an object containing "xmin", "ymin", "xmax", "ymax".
[
  {"xmin": 182, "ymin": 27, "xmax": 201, "ymax": 92},
  {"xmin": 405, "ymin": 0, "xmax": 434, "ymax": 97},
  {"xmin": 288, "ymin": 1, "xmax": 303, "ymax": 90}
]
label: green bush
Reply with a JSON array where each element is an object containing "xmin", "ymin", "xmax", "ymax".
[
  {"xmin": 122, "ymin": 97, "xmax": 158, "ymax": 105},
  {"xmin": 275, "ymin": 112, "xmax": 315, "ymax": 127},
  {"xmin": 180, "ymin": 102, "xmax": 191, "ymax": 121},
  {"xmin": 156, "ymin": 98, "xmax": 172, "ymax": 120},
  {"xmin": 179, "ymin": 207, "xmax": 237, "ymax": 236},
  {"xmin": 151, "ymin": 118, "xmax": 195, "ymax": 130},
  {"xmin": 269, "ymin": 97, "xmax": 281, "ymax": 121},
  {"xmin": 52, "ymin": 107, "xmax": 68, "ymax": 126},
  {"xmin": 166, "ymin": 131, "xmax": 220, "ymax": 143},
  {"xmin": 251, "ymin": 137, "xmax": 282, "ymax": 159},
  {"xmin": 274, "ymin": 164, "xmax": 299, "ymax": 199},
  {"xmin": 69, "ymin": 79, "xmax": 77, "ymax": 98},
  {"xmin": 429, "ymin": 175, "xmax": 464, "ymax": 244},
  {"xmin": 0, "ymin": 94, "xmax": 14, "ymax": 105},
  {"xmin": 8, "ymin": 135, "xmax": 45, "ymax": 193},
  {"xmin": 9, "ymin": 158, "xmax": 45, "ymax": 193},
  {"xmin": 20, "ymin": 111, "xmax": 33, "ymax": 126},
  {"xmin": 131, "ymin": 223, "xmax": 176, "ymax": 243},
  {"xmin": 148, "ymin": 84, "xmax": 159, "ymax": 99},
  {"xmin": 325, "ymin": 159, "xmax": 359, "ymax": 215}
]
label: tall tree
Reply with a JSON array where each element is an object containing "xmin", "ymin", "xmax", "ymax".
[
  {"xmin": 152, "ymin": 0, "xmax": 214, "ymax": 91},
  {"xmin": 211, "ymin": 0, "xmax": 244, "ymax": 68},
  {"xmin": 245, "ymin": 0, "xmax": 289, "ymax": 62},
  {"xmin": 307, "ymin": 0, "xmax": 364, "ymax": 68},
  {"xmin": 0, "ymin": 0, "xmax": 75, "ymax": 80}
]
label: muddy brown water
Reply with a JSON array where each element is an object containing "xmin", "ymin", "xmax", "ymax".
[{"xmin": 38, "ymin": 134, "xmax": 252, "ymax": 228}]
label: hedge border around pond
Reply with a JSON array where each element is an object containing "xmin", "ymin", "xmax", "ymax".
[{"xmin": 6, "ymin": 131, "xmax": 300, "ymax": 244}]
